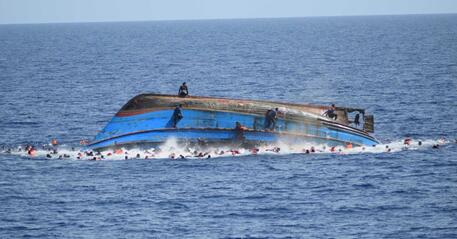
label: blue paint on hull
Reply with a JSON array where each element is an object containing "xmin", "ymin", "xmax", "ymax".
[{"xmin": 88, "ymin": 109, "xmax": 379, "ymax": 150}]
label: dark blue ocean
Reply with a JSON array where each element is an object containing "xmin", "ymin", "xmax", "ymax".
[{"xmin": 1, "ymin": 14, "xmax": 457, "ymax": 238}]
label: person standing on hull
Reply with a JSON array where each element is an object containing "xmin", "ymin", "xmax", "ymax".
[
  {"xmin": 353, "ymin": 113, "xmax": 360, "ymax": 126},
  {"xmin": 171, "ymin": 104, "xmax": 183, "ymax": 128},
  {"xmin": 178, "ymin": 82, "xmax": 188, "ymax": 97}
]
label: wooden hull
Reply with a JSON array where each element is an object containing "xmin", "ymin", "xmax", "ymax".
[{"xmin": 87, "ymin": 94, "xmax": 379, "ymax": 150}]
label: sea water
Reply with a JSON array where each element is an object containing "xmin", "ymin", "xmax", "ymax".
[{"xmin": 1, "ymin": 15, "xmax": 456, "ymax": 238}]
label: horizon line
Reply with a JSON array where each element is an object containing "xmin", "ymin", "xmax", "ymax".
[{"xmin": 1, "ymin": 12, "xmax": 456, "ymax": 26}]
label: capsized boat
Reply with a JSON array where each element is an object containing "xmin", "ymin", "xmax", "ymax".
[{"xmin": 86, "ymin": 94, "xmax": 379, "ymax": 150}]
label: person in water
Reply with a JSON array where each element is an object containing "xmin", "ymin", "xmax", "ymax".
[
  {"xmin": 171, "ymin": 104, "xmax": 183, "ymax": 128},
  {"xmin": 178, "ymin": 82, "xmax": 188, "ymax": 97},
  {"xmin": 264, "ymin": 108, "xmax": 278, "ymax": 130},
  {"xmin": 51, "ymin": 138, "xmax": 58, "ymax": 146},
  {"xmin": 404, "ymin": 138, "xmax": 412, "ymax": 145},
  {"xmin": 323, "ymin": 104, "xmax": 338, "ymax": 120}
]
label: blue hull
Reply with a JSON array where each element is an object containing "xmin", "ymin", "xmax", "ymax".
[{"xmin": 88, "ymin": 107, "xmax": 379, "ymax": 150}]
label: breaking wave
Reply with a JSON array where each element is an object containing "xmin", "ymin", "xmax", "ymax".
[{"xmin": 0, "ymin": 137, "xmax": 454, "ymax": 161}]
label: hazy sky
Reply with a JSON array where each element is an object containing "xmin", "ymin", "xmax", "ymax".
[{"xmin": 1, "ymin": 0, "xmax": 456, "ymax": 24}]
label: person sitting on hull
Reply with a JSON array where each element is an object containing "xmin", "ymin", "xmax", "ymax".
[
  {"xmin": 178, "ymin": 82, "xmax": 188, "ymax": 97},
  {"xmin": 171, "ymin": 104, "xmax": 183, "ymax": 128},
  {"xmin": 323, "ymin": 104, "xmax": 338, "ymax": 120},
  {"xmin": 264, "ymin": 108, "xmax": 278, "ymax": 131}
]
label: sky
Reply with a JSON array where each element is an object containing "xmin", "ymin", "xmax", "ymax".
[{"xmin": 0, "ymin": 0, "xmax": 457, "ymax": 24}]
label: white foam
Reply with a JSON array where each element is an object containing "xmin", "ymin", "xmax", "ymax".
[{"xmin": 0, "ymin": 138, "xmax": 453, "ymax": 161}]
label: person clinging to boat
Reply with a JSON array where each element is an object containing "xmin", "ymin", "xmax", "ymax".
[
  {"xmin": 178, "ymin": 82, "xmax": 188, "ymax": 97},
  {"xmin": 323, "ymin": 104, "xmax": 338, "ymax": 120},
  {"xmin": 235, "ymin": 121, "xmax": 248, "ymax": 141},
  {"xmin": 235, "ymin": 121, "xmax": 248, "ymax": 131},
  {"xmin": 264, "ymin": 108, "xmax": 278, "ymax": 130},
  {"xmin": 171, "ymin": 104, "xmax": 183, "ymax": 128}
]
